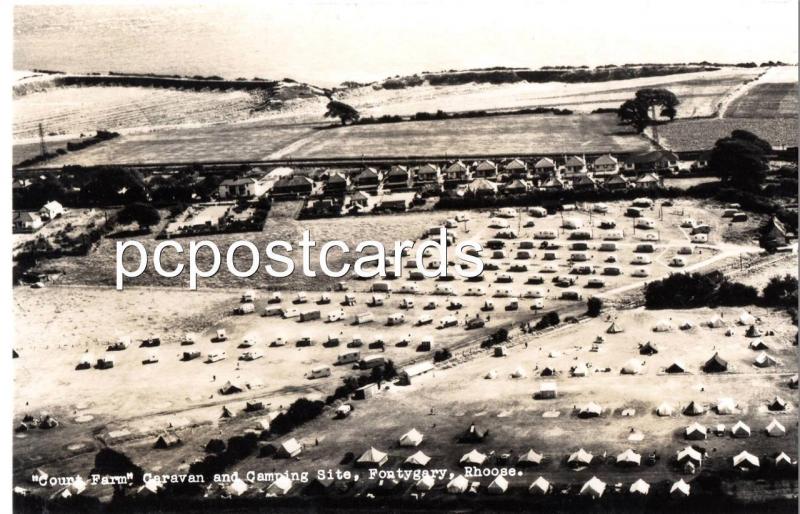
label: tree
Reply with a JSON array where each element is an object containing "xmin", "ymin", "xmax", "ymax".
[
  {"xmin": 91, "ymin": 448, "xmax": 143, "ymax": 487},
  {"xmin": 617, "ymin": 88, "xmax": 680, "ymax": 132},
  {"xmin": 709, "ymin": 130, "xmax": 771, "ymax": 191},
  {"xmin": 586, "ymin": 297, "xmax": 603, "ymax": 317},
  {"xmin": 325, "ymin": 100, "xmax": 360, "ymax": 125},
  {"xmin": 117, "ymin": 202, "xmax": 161, "ymax": 230},
  {"xmin": 80, "ymin": 167, "xmax": 148, "ymax": 206},
  {"xmin": 762, "ymin": 274, "xmax": 798, "ymax": 309}
]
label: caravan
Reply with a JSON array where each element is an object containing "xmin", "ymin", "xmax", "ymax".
[{"xmin": 438, "ymin": 315, "xmax": 458, "ymax": 329}]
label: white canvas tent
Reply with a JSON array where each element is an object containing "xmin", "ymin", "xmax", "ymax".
[
  {"xmin": 405, "ymin": 450, "xmax": 431, "ymax": 467},
  {"xmin": 528, "ymin": 476, "xmax": 551, "ymax": 495},
  {"xmin": 568, "ymin": 448, "xmax": 593, "ymax": 466},
  {"xmin": 415, "ymin": 476, "xmax": 435, "ymax": 491},
  {"xmin": 227, "ymin": 478, "xmax": 248, "ymax": 497},
  {"xmin": 656, "ymin": 402, "xmax": 674, "ymax": 416},
  {"xmin": 487, "ymin": 476, "xmax": 508, "ymax": 494},
  {"xmin": 732, "ymin": 451, "xmax": 760, "ymax": 470},
  {"xmin": 732, "ymin": 421, "xmax": 751, "ymax": 438},
  {"xmin": 670, "ymin": 479, "xmax": 690, "ymax": 497},
  {"xmin": 766, "ymin": 418, "xmax": 786, "ymax": 437},
  {"xmin": 580, "ymin": 476, "xmax": 606, "ymax": 498},
  {"xmin": 653, "ymin": 320, "xmax": 672, "ymax": 332},
  {"xmin": 518, "ymin": 449, "xmax": 543, "ymax": 466},
  {"xmin": 511, "ymin": 367, "xmax": 527, "ymax": 378},
  {"xmin": 738, "ymin": 312, "xmax": 756, "ymax": 325},
  {"xmin": 484, "ymin": 369, "xmax": 498, "ymax": 379},
  {"xmin": 754, "ymin": 352, "xmax": 778, "ymax": 367},
  {"xmin": 460, "ymin": 449, "xmax": 487, "ymax": 466},
  {"xmin": 579, "ymin": 402, "xmax": 602, "ymax": 417},
  {"xmin": 447, "ymin": 475, "xmax": 469, "ymax": 494},
  {"xmin": 716, "ymin": 397, "xmax": 737, "ymax": 414},
  {"xmin": 677, "ymin": 446, "xmax": 703, "ymax": 466},
  {"xmin": 685, "ymin": 422, "xmax": 708, "ymax": 440},
  {"xmin": 399, "ymin": 428, "xmax": 424, "ymax": 447},
  {"xmin": 621, "ymin": 359, "xmax": 643, "ymax": 375},
  {"xmin": 265, "ymin": 476, "xmax": 292, "ymax": 496},
  {"xmin": 629, "ymin": 478, "xmax": 650, "ymax": 495},
  {"xmin": 616, "ymin": 449, "xmax": 641, "ymax": 466},
  {"xmin": 357, "ymin": 447, "xmax": 388, "ymax": 467}
]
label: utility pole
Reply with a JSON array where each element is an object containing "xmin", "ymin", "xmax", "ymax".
[{"xmin": 38, "ymin": 123, "xmax": 47, "ymax": 156}]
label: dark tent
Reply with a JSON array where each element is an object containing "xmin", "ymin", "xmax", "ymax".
[
  {"xmin": 639, "ymin": 342, "xmax": 659, "ymax": 356},
  {"xmin": 703, "ymin": 353, "xmax": 728, "ymax": 373},
  {"xmin": 458, "ymin": 423, "xmax": 489, "ymax": 443}
]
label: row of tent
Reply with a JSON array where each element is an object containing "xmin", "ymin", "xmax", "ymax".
[
  {"xmin": 685, "ymin": 418, "xmax": 787, "ymax": 439},
  {"xmin": 658, "ymin": 395, "xmax": 789, "ymax": 417}
]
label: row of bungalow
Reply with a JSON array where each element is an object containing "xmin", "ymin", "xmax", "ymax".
[{"xmin": 216, "ymin": 151, "xmax": 679, "ymax": 201}]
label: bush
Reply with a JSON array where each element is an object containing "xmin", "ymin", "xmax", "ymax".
[
  {"xmin": 433, "ymin": 348, "xmax": 452, "ymax": 362},
  {"xmin": 762, "ymin": 275, "xmax": 798, "ymax": 310},
  {"xmin": 586, "ymin": 297, "xmax": 603, "ymax": 317},
  {"xmin": 535, "ymin": 311, "xmax": 560, "ymax": 330}
]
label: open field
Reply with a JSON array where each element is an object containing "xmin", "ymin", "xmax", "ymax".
[
  {"xmin": 12, "ymin": 198, "xmax": 793, "ymax": 504},
  {"xmin": 656, "ymin": 118, "xmax": 799, "ymax": 152},
  {"xmin": 339, "ymin": 67, "xmax": 765, "ymax": 120},
  {"xmin": 14, "ymin": 86, "xmax": 260, "ymax": 140},
  {"xmin": 724, "ymin": 83, "xmax": 798, "ymax": 119},
  {"xmin": 31, "ymin": 122, "xmax": 318, "ymax": 167},
  {"xmin": 280, "ymin": 113, "xmax": 652, "ymax": 159}
]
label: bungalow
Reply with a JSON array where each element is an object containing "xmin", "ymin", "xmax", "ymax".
[
  {"xmin": 414, "ymin": 163, "xmax": 442, "ymax": 185},
  {"xmin": 635, "ymin": 173, "xmax": 663, "ymax": 190},
  {"xmin": 533, "ymin": 157, "xmax": 557, "ymax": 177},
  {"xmin": 353, "ymin": 168, "xmax": 383, "ymax": 190},
  {"xmin": 324, "ymin": 171, "xmax": 350, "ymax": 194},
  {"xmin": 270, "ymin": 176, "xmax": 315, "ymax": 198},
  {"xmin": 604, "ymin": 174, "xmax": 630, "ymax": 191},
  {"xmin": 572, "ymin": 174, "xmax": 597, "ymax": 191},
  {"xmin": 624, "ymin": 150, "xmax": 679, "ymax": 174},
  {"xmin": 563, "ymin": 155, "xmax": 587, "ymax": 174},
  {"xmin": 473, "ymin": 159, "xmax": 499, "ymax": 180},
  {"xmin": 592, "ymin": 154, "xmax": 619, "ymax": 176},
  {"xmin": 443, "ymin": 161, "xmax": 471, "ymax": 185},
  {"xmin": 12, "ymin": 211, "xmax": 43, "ymax": 233},
  {"xmin": 218, "ymin": 176, "xmax": 271, "ymax": 199},
  {"xmin": 503, "ymin": 179, "xmax": 531, "ymax": 195},
  {"xmin": 39, "ymin": 200, "xmax": 64, "ymax": 220},
  {"xmin": 465, "ymin": 178, "xmax": 498, "ymax": 196},
  {"xmin": 503, "ymin": 158, "xmax": 528, "ymax": 179},
  {"xmin": 347, "ymin": 190, "xmax": 372, "ymax": 210},
  {"xmin": 384, "ymin": 165, "xmax": 412, "ymax": 189},
  {"xmin": 691, "ymin": 151, "xmax": 711, "ymax": 171},
  {"xmin": 539, "ymin": 176, "xmax": 565, "ymax": 191}
]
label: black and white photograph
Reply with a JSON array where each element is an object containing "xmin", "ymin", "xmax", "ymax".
[{"xmin": 8, "ymin": 1, "xmax": 800, "ymax": 512}]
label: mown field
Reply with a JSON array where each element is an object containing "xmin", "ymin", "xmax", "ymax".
[
  {"xmin": 724, "ymin": 83, "xmax": 798, "ymax": 119},
  {"xmin": 657, "ymin": 118, "xmax": 799, "ymax": 152},
  {"xmin": 284, "ymin": 113, "xmax": 652, "ymax": 158},
  {"xmin": 32, "ymin": 122, "xmax": 318, "ymax": 167}
]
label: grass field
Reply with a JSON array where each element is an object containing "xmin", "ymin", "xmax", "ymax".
[
  {"xmin": 34, "ymin": 122, "xmax": 318, "ymax": 166},
  {"xmin": 724, "ymin": 83, "xmax": 798, "ymax": 119},
  {"xmin": 283, "ymin": 113, "xmax": 652, "ymax": 159},
  {"xmin": 656, "ymin": 118, "xmax": 799, "ymax": 152}
]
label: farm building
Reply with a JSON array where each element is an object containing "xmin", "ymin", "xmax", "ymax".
[
  {"xmin": 398, "ymin": 361, "xmax": 434, "ymax": 385},
  {"xmin": 12, "ymin": 211, "xmax": 43, "ymax": 233},
  {"xmin": 39, "ymin": 200, "xmax": 64, "ymax": 220},
  {"xmin": 218, "ymin": 176, "xmax": 271, "ymax": 199},
  {"xmin": 760, "ymin": 216, "xmax": 789, "ymax": 251}
]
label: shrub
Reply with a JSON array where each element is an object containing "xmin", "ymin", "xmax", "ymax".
[{"xmin": 587, "ymin": 297, "xmax": 603, "ymax": 317}]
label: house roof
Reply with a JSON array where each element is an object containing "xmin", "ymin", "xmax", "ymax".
[
  {"xmin": 356, "ymin": 168, "xmax": 381, "ymax": 180},
  {"xmin": 14, "ymin": 211, "xmax": 41, "ymax": 222},
  {"xmin": 446, "ymin": 161, "xmax": 468, "ymax": 172},
  {"xmin": 475, "ymin": 159, "xmax": 497, "ymax": 171},
  {"xmin": 534, "ymin": 157, "xmax": 556, "ymax": 168},
  {"xmin": 626, "ymin": 150, "xmax": 679, "ymax": 164},
  {"xmin": 504, "ymin": 158, "xmax": 526, "ymax": 170},
  {"xmin": 220, "ymin": 177, "xmax": 257, "ymax": 187},
  {"xmin": 466, "ymin": 178, "xmax": 498, "ymax": 193},
  {"xmin": 594, "ymin": 154, "xmax": 618, "ymax": 165},
  {"xmin": 327, "ymin": 172, "xmax": 348, "ymax": 183},
  {"xmin": 605, "ymin": 174, "xmax": 629, "ymax": 184},
  {"xmin": 636, "ymin": 173, "xmax": 661, "ymax": 183},
  {"xmin": 573, "ymin": 175, "xmax": 596, "ymax": 186},
  {"xmin": 565, "ymin": 156, "xmax": 586, "ymax": 166}
]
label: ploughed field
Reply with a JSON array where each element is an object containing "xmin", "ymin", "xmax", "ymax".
[
  {"xmin": 724, "ymin": 83, "xmax": 799, "ymax": 119},
  {"xmin": 656, "ymin": 117, "xmax": 799, "ymax": 152},
  {"xmin": 281, "ymin": 113, "xmax": 652, "ymax": 159}
]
